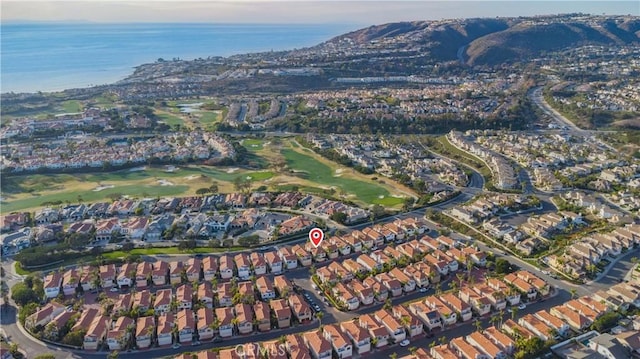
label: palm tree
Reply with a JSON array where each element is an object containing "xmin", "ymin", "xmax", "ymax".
[
  {"xmin": 474, "ymin": 318, "xmax": 483, "ymax": 333},
  {"xmin": 383, "ymin": 298, "xmax": 393, "ymax": 311},
  {"xmin": 570, "ymin": 288, "xmax": 577, "ymax": 299},
  {"xmin": 409, "ymin": 346, "xmax": 418, "ymax": 355},
  {"xmin": 390, "ymin": 353, "xmax": 398, "ymax": 359},
  {"xmin": 511, "ymin": 306, "xmax": 518, "ymax": 320},
  {"xmin": 429, "ymin": 341, "xmax": 436, "ymax": 348},
  {"xmin": 498, "ymin": 309, "xmax": 505, "ymax": 328},
  {"xmin": 315, "ymin": 311, "xmax": 324, "ymax": 329},
  {"xmin": 278, "ymin": 335, "xmax": 287, "ymax": 344},
  {"xmin": 438, "ymin": 336, "xmax": 446, "ymax": 345},
  {"xmin": 231, "ymin": 317, "xmax": 240, "ymax": 335},
  {"xmin": 489, "ymin": 314, "xmax": 499, "ymax": 328}
]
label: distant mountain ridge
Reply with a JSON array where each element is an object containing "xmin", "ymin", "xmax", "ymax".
[{"xmin": 323, "ymin": 14, "xmax": 640, "ymax": 65}]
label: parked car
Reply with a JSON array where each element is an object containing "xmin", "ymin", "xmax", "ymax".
[
  {"xmin": 518, "ymin": 303, "xmax": 526, "ymax": 310},
  {"xmin": 400, "ymin": 339, "xmax": 410, "ymax": 347}
]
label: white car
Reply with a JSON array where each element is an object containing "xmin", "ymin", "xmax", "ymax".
[
  {"xmin": 110, "ymin": 287, "xmax": 120, "ymax": 292},
  {"xmin": 399, "ymin": 339, "xmax": 410, "ymax": 347},
  {"xmin": 518, "ymin": 303, "xmax": 526, "ymax": 310},
  {"xmin": 419, "ymin": 287, "xmax": 428, "ymax": 293}
]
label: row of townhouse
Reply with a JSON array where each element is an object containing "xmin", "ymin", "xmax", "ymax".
[
  {"xmin": 447, "ymin": 131, "xmax": 519, "ymax": 190},
  {"xmin": 546, "ymin": 223, "xmax": 640, "ymax": 279},
  {"xmin": 29, "ymin": 278, "xmax": 310, "ymax": 351},
  {"xmin": 316, "ymin": 238, "xmax": 510, "ymax": 312},
  {"xmin": 176, "ymin": 287, "xmax": 616, "ymax": 359}
]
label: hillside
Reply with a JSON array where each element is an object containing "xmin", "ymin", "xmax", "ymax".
[{"xmin": 324, "ymin": 15, "xmax": 640, "ymax": 66}]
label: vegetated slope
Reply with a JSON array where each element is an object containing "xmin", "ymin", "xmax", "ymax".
[
  {"xmin": 325, "ymin": 18, "xmax": 510, "ymax": 61},
  {"xmin": 466, "ymin": 20, "xmax": 640, "ymax": 65}
]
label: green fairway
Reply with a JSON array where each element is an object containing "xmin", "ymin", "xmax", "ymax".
[
  {"xmin": 1, "ymin": 185, "xmax": 189, "ymax": 213},
  {"xmin": 61, "ymin": 100, "xmax": 83, "ymax": 113},
  {"xmin": 155, "ymin": 111, "xmax": 184, "ymax": 126},
  {"xmin": 197, "ymin": 111, "xmax": 219, "ymax": 124},
  {"xmin": 281, "ymin": 149, "xmax": 401, "ymax": 205},
  {"xmin": 0, "ymin": 165, "xmax": 276, "ymax": 213},
  {"xmin": 242, "ymin": 138, "xmax": 265, "ymax": 152}
]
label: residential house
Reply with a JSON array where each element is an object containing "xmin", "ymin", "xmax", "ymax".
[
  {"xmin": 84, "ymin": 315, "xmax": 109, "ymax": 351},
  {"xmin": 457, "ymin": 287, "xmax": 490, "ymax": 317},
  {"xmin": 44, "ymin": 272, "xmax": 62, "ymax": 298},
  {"xmin": 234, "ymin": 303, "xmax": 254, "ymax": 335},
  {"xmin": 374, "ymin": 309, "xmax": 406, "ymax": 343},
  {"xmin": 250, "ymin": 252, "xmax": 267, "ymax": 276},
  {"xmin": 358, "ymin": 314, "xmax": 389, "ymax": 348},
  {"xmin": 264, "ymin": 251, "xmax": 283, "ymax": 274},
  {"xmin": 424, "ymin": 296, "xmax": 457, "ymax": 326},
  {"xmin": 154, "ymin": 289, "xmax": 172, "ymax": 314},
  {"xmin": 340, "ymin": 320, "xmax": 371, "ymax": 355},
  {"xmin": 136, "ymin": 316, "xmax": 155, "ymax": 349},
  {"xmin": 99, "ymin": 264, "xmax": 116, "ymax": 289},
  {"xmin": 135, "ymin": 262, "xmax": 152, "ymax": 289},
  {"xmin": 156, "ymin": 313, "xmax": 174, "ymax": 347},
  {"xmin": 270, "ymin": 299, "xmax": 291, "ymax": 329},
  {"xmin": 466, "ymin": 331, "xmax": 507, "ymax": 359},
  {"xmin": 177, "ymin": 309, "xmax": 194, "ymax": 343},
  {"xmin": 196, "ymin": 308, "xmax": 215, "ymax": 341},
  {"xmin": 234, "ymin": 253, "xmax": 252, "ymax": 280},
  {"xmin": 254, "ymin": 301, "xmax": 271, "ymax": 332},
  {"xmin": 303, "ymin": 330, "xmax": 332, "ymax": 359},
  {"xmin": 219, "ymin": 255, "xmax": 235, "ymax": 280},
  {"xmin": 323, "ymin": 324, "xmax": 353, "ymax": 358},
  {"xmin": 256, "ymin": 276, "xmax": 276, "ymax": 301},
  {"xmin": 197, "ymin": 282, "xmax": 214, "ymax": 308},
  {"xmin": 333, "ymin": 282, "xmax": 359, "ymax": 311},
  {"xmin": 392, "ymin": 305, "xmax": 424, "ymax": 338},
  {"xmin": 278, "ymin": 247, "xmax": 298, "ymax": 270},
  {"xmin": 152, "ymin": 261, "xmax": 169, "ymax": 286},
  {"xmin": 202, "ymin": 256, "xmax": 218, "ymax": 281},
  {"xmin": 215, "ymin": 307, "xmax": 234, "ymax": 338},
  {"xmin": 217, "ymin": 283, "xmax": 233, "ymax": 307},
  {"xmin": 288, "ymin": 294, "xmax": 312, "ymax": 322},
  {"xmin": 274, "ymin": 275, "xmax": 294, "ymax": 298},
  {"xmin": 107, "ymin": 316, "xmax": 134, "ymax": 351},
  {"xmin": 185, "ymin": 258, "xmax": 201, "ymax": 283},
  {"xmin": 25, "ymin": 302, "xmax": 65, "ymax": 330}
]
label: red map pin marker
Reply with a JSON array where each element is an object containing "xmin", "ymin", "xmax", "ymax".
[{"xmin": 309, "ymin": 228, "xmax": 324, "ymax": 248}]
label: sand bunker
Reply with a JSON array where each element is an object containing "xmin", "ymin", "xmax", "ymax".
[
  {"xmin": 93, "ymin": 185, "xmax": 115, "ymax": 192},
  {"xmin": 184, "ymin": 175, "xmax": 199, "ymax": 180},
  {"xmin": 157, "ymin": 179, "xmax": 174, "ymax": 186},
  {"xmin": 129, "ymin": 166, "xmax": 146, "ymax": 172},
  {"xmin": 226, "ymin": 167, "xmax": 240, "ymax": 173}
]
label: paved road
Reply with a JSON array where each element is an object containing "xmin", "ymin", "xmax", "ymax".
[{"xmin": 529, "ymin": 87, "xmax": 586, "ymax": 135}]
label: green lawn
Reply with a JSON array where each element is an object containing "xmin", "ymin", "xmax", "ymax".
[
  {"xmin": 61, "ymin": 100, "xmax": 83, "ymax": 113},
  {"xmin": 0, "ymin": 166, "xmax": 276, "ymax": 213},
  {"xmin": 242, "ymin": 139, "xmax": 265, "ymax": 152},
  {"xmin": 197, "ymin": 111, "xmax": 219, "ymax": 124},
  {"xmin": 1, "ymin": 185, "xmax": 190, "ymax": 213},
  {"xmin": 281, "ymin": 149, "xmax": 401, "ymax": 205},
  {"xmin": 15, "ymin": 246, "xmax": 246, "ymax": 275},
  {"xmin": 155, "ymin": 111, "xmax": 184, "ymax": 126}
]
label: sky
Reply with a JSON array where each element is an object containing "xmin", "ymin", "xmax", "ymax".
[{"xmin": 2, "ymin": 1, "xmax": 639, "ymax": 25}]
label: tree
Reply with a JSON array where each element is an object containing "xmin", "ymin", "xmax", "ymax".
[
  {"xmin": 34, "ymin": 355, "xmax": 57, "ymax": 359},
  {"xmin": 390, "ymin": 353, "xmax": 398, "ymax": 359},
  {"xmin": 495, "ymin": 258, "xmax": 514, "ymax": 274},
  {"xmin": 570, "ymin": 288, "xmax": 578, "ymax": 299},
  {"xmin": 383, "ymin": 298, "xmax": 393, "ymax": 311},
  {"xmin": 511, "ymin": 307, "xmax": 518, "ymax": 320},
  {"xmin": 62, "ymin": 329, "xmax": 86, "ymax": 347},
  {"xmin": 474, "ymin": 318, "xmax": 483, "ymax": 332},
  {"xmin": 315, "ymin": 311, "xmax": 324, "ymax": 329},
  {"xmin": 330, "ymin": 212, "xmax": 348, "ymax": 225},
  {"xmin": 11, "ymin": 283, "xmax": 38, "ymax": 306},
  {"xmin": 590, "ymin": 312, "xmax": 619, "ymax": 332},
  {"xmin": 108, "ymin": 350, "xmax": 119, "ymax": 359}
]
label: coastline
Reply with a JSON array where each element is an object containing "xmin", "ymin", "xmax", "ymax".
[{"xmin": 0, "ymin": 22, "xmax": 357, "ymax": 94}]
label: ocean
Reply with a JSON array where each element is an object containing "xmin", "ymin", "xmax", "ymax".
[{"xmin": 1, "ymin": 23, "xmax": 357, "ymax": 94}]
